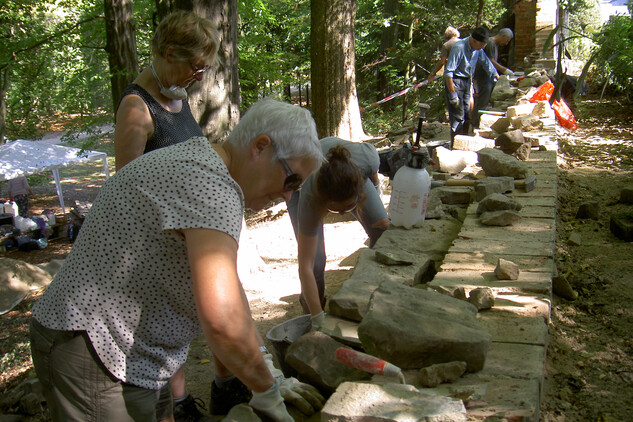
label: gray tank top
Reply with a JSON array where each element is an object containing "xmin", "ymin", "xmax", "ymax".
[{"xmin": 118, "ymin": 84, "xmax": 204, "ymax": 153}]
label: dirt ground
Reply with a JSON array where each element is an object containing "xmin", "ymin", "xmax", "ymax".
[{"xmin": 1, "ymin": 97, "xmax": 632, "ymax": 421}]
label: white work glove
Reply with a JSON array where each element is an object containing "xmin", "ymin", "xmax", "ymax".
[
  {"xmin": 249, "ymin": 380, "xmax": 293, "ymax": 422},
  {"xmin": 310, "ymin": 311, "xmax": 326, "ymax": 332},
  {"xmin": 503, "ymin": 68, "xmax": 514, "ymax": 76},
  {"xmin": 448, "ymin": 91, "xmax": 459, "ymax": 108},
  {"xmin": 263, "ymin": 353, "xmax": 325, "ymax": 415}
]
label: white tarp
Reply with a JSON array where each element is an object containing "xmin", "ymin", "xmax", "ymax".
[{"xmin": 0, "ymin": 139, "xmax": 110, "ymax": 213}]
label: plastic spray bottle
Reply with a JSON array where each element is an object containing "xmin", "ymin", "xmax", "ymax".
[{"xmin": 389, "ymin": 147, "xmax": 431, "ymax": 229}]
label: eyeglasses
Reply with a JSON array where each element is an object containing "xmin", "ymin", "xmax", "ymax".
[
  {"xmin": 189, "ymin": 62, "xmax": 211, "ymax": 77},
  {"xmin": 327, "ymin": 196, "xmax": 360, "ymax": 214},
  {"xmin": 271, "ymin": 143, "xmax": 303, "ymax": 192}
]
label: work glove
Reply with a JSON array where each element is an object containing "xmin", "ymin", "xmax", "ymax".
[
  {"xmin": 310, "ymin": 311, "xmax": 326, "ymax": 332},
  {"xmin": 448, "ymin": 91, "xmax": 459, "ymax": 108},
  {"xmin": 263, "ymin": 353, "xmax": 325, "ymax": 415},
  {"xmin": 503, "ymin": 68, "xmax": 514, "ymax": 76},
  {"xmin": 249, "ymin": 380, "xmax": 293, "ymax": 422},
  {"xmin": 427, "ymin": 75, "xmax": 436, "ymax": 83}
]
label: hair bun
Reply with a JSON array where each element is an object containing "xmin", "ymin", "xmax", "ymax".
[{"xmin": 326, "ymin": 145, "xmax": 352, "ymax": 162}]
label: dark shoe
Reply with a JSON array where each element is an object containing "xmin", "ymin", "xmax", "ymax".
[
  {"xmin": 173, "ymin": 394, "xmax": 206, "ymax": 422},
  {"xmin": 209, "ymin": 377, "xmax": 252, "ymax": 415}
]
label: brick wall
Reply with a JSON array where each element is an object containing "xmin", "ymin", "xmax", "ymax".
[{"xmin": 513, "ymin": 0, "xmax": 558, "ymax": 65}]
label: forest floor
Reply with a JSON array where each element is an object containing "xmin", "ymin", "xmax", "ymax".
[{"xmin": 1, "ymin": 96, "xmax": 632, "ymax": 421}]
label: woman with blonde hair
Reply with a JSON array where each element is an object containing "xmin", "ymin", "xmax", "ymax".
[{"xmin": 114, "ymin": 11, "xmax": 219, "ymax": 170}]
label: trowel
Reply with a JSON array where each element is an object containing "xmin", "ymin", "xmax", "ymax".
[{"xmin": 335, "ymin": 347, "xmax": 406, "ymax": 384}]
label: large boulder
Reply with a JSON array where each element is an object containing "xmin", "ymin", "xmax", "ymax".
[{"xmin": 357, "ymin": 281, "xmax": 492, "ymax": 372}]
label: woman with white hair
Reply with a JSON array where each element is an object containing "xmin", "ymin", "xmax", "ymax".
[{"xmin": 30, "ymin": 98, "xmax": 325, "ymax": 422}]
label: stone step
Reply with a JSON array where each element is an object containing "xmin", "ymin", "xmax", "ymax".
[
  {"xmin": 429, "ymin": 269, "xmax": 551, "ymax": 295},
  {"xmin": 441, "ymin": 252, "xmax": 555, "ymax": 273}
]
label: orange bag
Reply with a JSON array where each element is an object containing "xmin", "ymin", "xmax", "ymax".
[
  {"xmin": 529, "ymin": 80, "xmax": 555, "ymax": 103},
  {"xmin": 552, "ymin": 98, "xmax": 578, "ymax": 131}
]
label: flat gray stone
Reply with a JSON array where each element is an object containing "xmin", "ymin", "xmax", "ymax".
[
  {"xmin": 450, "ymin": 238, "xmax": 554, "ymax": 258},
  {"xmin": 374, "ymin": 248, "xmax": 417, "ymax": 265},
  {"xmin": 441, "ymin": 252, "xmax": 555, "ymax": 274},
  {"xmin": 328, "ymin": 275, "xmax": 383, "ymax": 322},
  {"xmin": 460, "ymin": 216, "xmax": 555, "ymax": 243},
  {"xmin": 477, "ymin": 148, "xmax": 530, "ymax": 179},
  {"xmin": 321, "ymin": 382, "xmax": 467, "ymax": 422},
  {"xmin": 358, "ymin": 281, "xmax": 491, "ymax": 372},
  {"xmin": 318, "ymin": 314, "xmax": 361, "ymax": 348},
  {"xmin": 436, "ymin": 186, "xmax": 473, "ymax": 205},
  {"xmin": 492, "ymin": 293, "xmax": 551, "ymax": 321},
  {"xmin": 429, "ymin": 269, "xmax": 552, "ymax": 295},
  {"xmin": 420, "ymin": 374, "xmax": 541, "ymax": 421},
  {"xmin": 481, "ymin": 342, "xmax": 546, "ymax": 385},
  {"xmin": 480, "ymin": 210, "xmax": 522, "ymax": 226},
  {"xmin": 477, "ymin": 310, "xmax": 549, "ymax": 346},
  {"xmin": 474, "ymin": 176, "xmax": 515, "ymax": 201},
  {"xmin": 477, "ymin": 193, "xmax": 522, "ymax": 215}
]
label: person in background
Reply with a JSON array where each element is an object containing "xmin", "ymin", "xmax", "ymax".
[
  {"xmin": 473, "ymin": 28, "xmax": 514, "ymax": 128},
  {"xmin": 7, "ymin": 175, "xmax": 34, "ymax": 218},
  {"xmin": 30, "ymin": 98, "xmax": 325, "ymax": 422},
  {"xmin": 112, "ymin": 11, "xmax": 219, "ymax": 420},
  {"xmin": 427, "ymin": 26, "xmax": 461, "ymax": 83},
  {"xmin": 114, "ymin": 11, "xmax": 218, "ymax": 171},
  {"xmin": 443, "ymin": 26, "xmax": 498, "ymax": 148},
  {"xmin": 287, "ymin": 137, "xmax": 390, "ymax": 326}
]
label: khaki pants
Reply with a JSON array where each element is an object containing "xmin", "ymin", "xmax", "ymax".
[{"xmin": 30, "ymin": 319, "xmax": 172, "ymax": 421}]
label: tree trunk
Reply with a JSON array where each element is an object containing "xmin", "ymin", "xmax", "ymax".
[
  {"xmin": 376, "ymin": 0, "xmax": 400, "ymax": 101},
  {"xmin": 176, "ymin": 0, "xmax": 240, "ymax": 142},
  {"xmin": 154, "ymin": 0, "xmax": 177, "ymax": 24},
  {"xmin": 0, "ymin": 66, "xmax": 8, "ymax": 145},
  {"xmin": 104, "ymin": 0, "xmax": 138, "ymax": 115},
  {"xmin": 476, "ymin": 0, "xmax": 485, "ymax": 27},
  {"xmin": 311, "ymin": 0, "xmax": 366, "ymax": 141}
]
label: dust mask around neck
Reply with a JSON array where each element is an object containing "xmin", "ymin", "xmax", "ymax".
[{"xmin": 150, "ymin": 63, "xmax": 188, "ymax": 100}]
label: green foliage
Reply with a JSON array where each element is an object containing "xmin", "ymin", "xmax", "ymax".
[
  {"xmin": 237, "ymin": 0, "xmax": 311, "ymax": 108},
  {"xmin": 1, "ymin": 0, "xmax": 111, "ymax": 140},
  {"xmin": 355, "ymin": 0, "xmax": 506, "ymax": 125},
  {"xmin": 565, "ymin": 0, "xmax": 602, "ymax": 61},
  {"xmin": 588, "ymin": 15, "xmax": 633, "ymax": 99}
]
